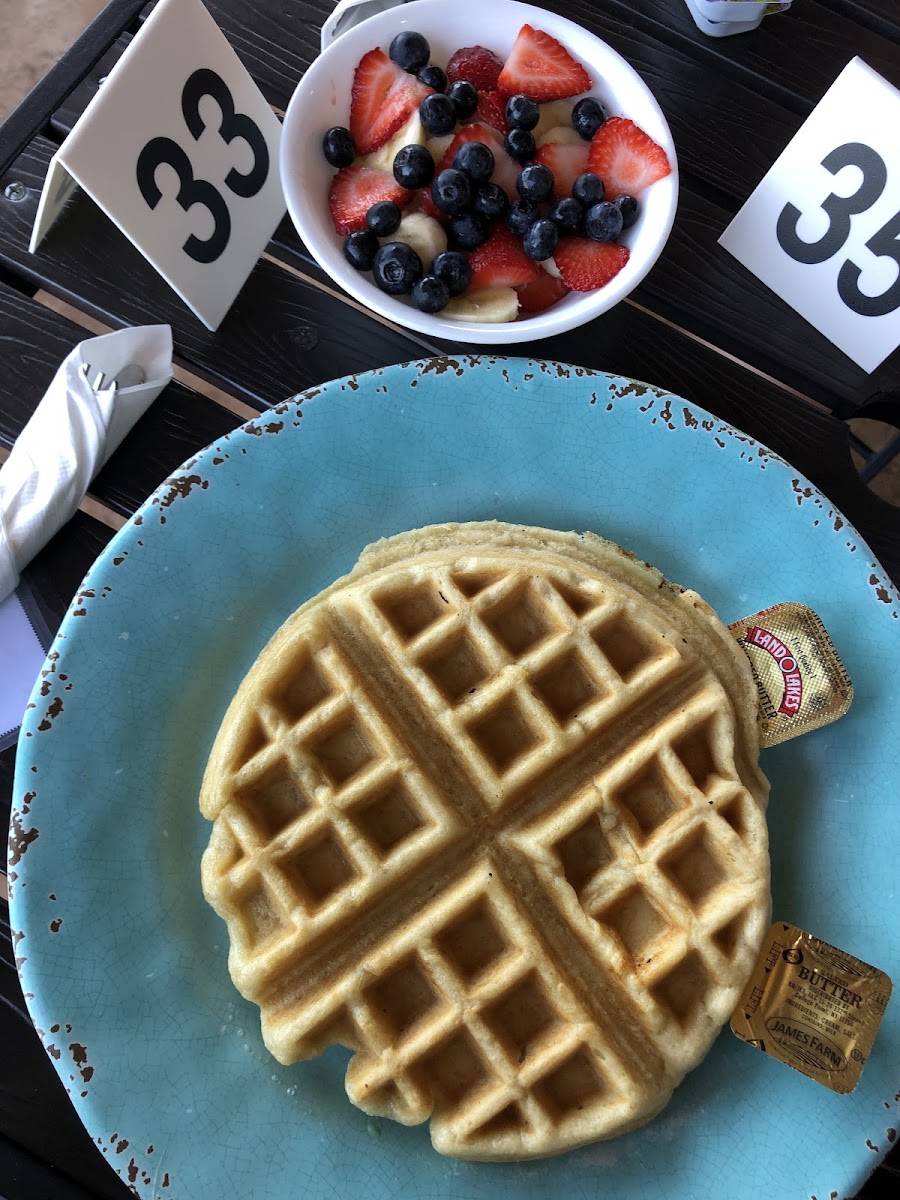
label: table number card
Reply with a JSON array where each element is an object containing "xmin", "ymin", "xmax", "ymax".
[
  {"xmin": 719, "ymin": 58, "xmax": 900, "ymax": 374},
  {"xmin": 29, "ymin": 0, "xmax": 285, "ymax": 330}
]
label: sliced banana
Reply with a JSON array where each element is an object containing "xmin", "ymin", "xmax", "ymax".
[
  {"xmin": 363, "ymin": 112, "xmax": 425, "ymax": 172},
  {"xmin": 443, "ymin": 287, "xmax": 519, "ymax": 323},
  {"xmin": 541, "ymin": 256, "xmax": 562, "ymax": 280},
  {"xmin": 536, "ymin": 125, "xmax": 584, "ymax": 149},
  {"xmin": 425, "ymin": 133, "xmax": 455, "ymax": 163},
  {"xmin": 533, "ymin": 99, "xmax": 576, "ymax": 142},
  {"xmin": 386, "ymin": 212, "xmax": 447, "ymax": 267}
]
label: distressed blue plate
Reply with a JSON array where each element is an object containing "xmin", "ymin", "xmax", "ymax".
[{"xmin": 10, "ymin": 359, "xmax": 900, "ymax": 1200}]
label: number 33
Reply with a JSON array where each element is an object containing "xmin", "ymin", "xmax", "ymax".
[
  {"xmin": 136, "ymin": 68, "xmax": 268, "ymax": 264},
  {"xmin": 776, "ymin": 142, "xmax": 900, "ymax": 318}
]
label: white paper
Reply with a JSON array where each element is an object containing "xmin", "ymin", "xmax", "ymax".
[
  {"xmin": 719, "ymin": 58, "xmax": 900, "ymax": 374},
  {"xmin": 31, "ymin": 0, "xmax": 285, "ymax": 331},
  {"xmin": 0, "ymin": 592, "xmax": 45, "ymax": 745}
]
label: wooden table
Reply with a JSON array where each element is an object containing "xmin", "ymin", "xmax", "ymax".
[{"xmin": 1, "ymin": 1, "xmax": 898, "ymax": 1196}]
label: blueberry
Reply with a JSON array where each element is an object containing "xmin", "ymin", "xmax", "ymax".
[
  {"xmin": 453, "ymin": 141, "xmax": 494, "ymax": 183},
  {"xmin": 548, "ymin": 197, "xmax": 583, "ymax": 236},
  {"xmin": 615, "ymin": 193, "xmax": 640, "ymax": 229},
  {"xmin": 373, "ymin": 242, "xmax": 423, "ymax": 294},
  {"xmin": 447, "ymin": 80, "xmax": 478, "ymax": 120},
  {"xmin": 504, "ymin": 128, "xmax": 536, "ymax": 164},
  {"xmin": 572, "ymin": 97, "xmax": 607, "ymax": 141},
  {"xmin": 412, "ymin": 274, "xmax": 451, "ymax": 313},
  {"xmin": 393, "ymin": 144, "xmax": 435, "ymax": 189},
  {"xmin": 343, "ymin": 230, "xmax": 379, "ymax": 271},
  {"xmin": 419, "ymin": 92, "xmax": 457, "ymax": 136},
  {"xmin": 322, "ymin": 126, "xmax": 356, "ymax": 168},
  {"xmin": 450, "ymin": 212, "xmax": 490, "ymax": 250},
  {"xmin": 474, "ymin": 182, "xmax": 508, "ymax": 221},
  {"xmin": 572, "ymin": 171, "xmax": 605, "ymax": 208},
  {"xmin": 516, "ymin": 163, "xmax": 553, "ymax": 204},
  {"xmin": 417, "ymin": 64, "xmax": 447, "ymax": 92},
  {"xmin": 389, "ymin": 31, "xmax": 430, "ymax": 73},
  {"xmin": 431, "ymin": 167, "xmax": 472, "ymax": 215},
  {"xmin": 432, "ymin": 250, "xmax": 471, "ymax": 296},
  {"xmin": 365, "ymin": 200, "xmax": 402, "ymax": 237},
  {"xmin": 506, "ymin": 198, "xmax": 539, "ymax": 235},
  {"xmin": 505, "ymin": 94, "xmax": 539, "ymax": 131},
  {"xmin": 584, "ymin": 200, "xmax": 623, "ymax": 242},
  {"xmin": 522, "ymin": 218, "xmax": 559, "ymax": 261}
]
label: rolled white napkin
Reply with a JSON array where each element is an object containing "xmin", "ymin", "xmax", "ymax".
[{"xmin": 0, "ymin": 324, "xmax": 173, "ymax": 603}]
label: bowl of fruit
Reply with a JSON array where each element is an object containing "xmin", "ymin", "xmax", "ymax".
[{"xmin": 281, "ymin": 0, "xmax": 677, "ymax": 341}]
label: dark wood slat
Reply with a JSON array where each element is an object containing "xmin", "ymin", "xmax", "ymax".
[
  {"xmin": 595, "ymin": 0, "xmax": 900, "ymax": 103},
  {"xmin": 524, "ymin": 303, "xmax": 900, "ymax": 585},
  {"xmin": 0, "ymin": 910, "xmax": 129, "ymax": 1200},
  {"xmin": 263, "ymin": 178, "xmax": 900, "ymax": 416},
  {"xmin": 820, "ymin": 0, "xmax": 900, "ymax": 42},
  {"xmin": 562, "ymin": 8, "xmax": 803, "ymax": 207},
  {"xmin": 0, "ymin": 138, "xmax": 444, "ymax": 410},
  {"xmin": 197, "ymin": 0, "xmax": 332, "ymax": 112},
  {"xmin": 840, "ymin": 387, "xmax": 900, "ymax": 429},
  {"xmin": 631, "ymin": 187, "xmax": 900, "ymax": 411},
  {"xmin": 50, "ymin": 35, "xmax": 134, "ymax": 144},
  {"xmin": 16, "ymin": 511, "xmax": 114, "ymax": 640},
  {"xmin": 1, "ymin": 508, "xmax": 116, "ymax": 1200},
  {"xmin": 34, "ymin": 0, "xmax": 900, "ymax": 413},
  {"xmin": 1, "ymin": 511, "xmax": 113, "ymax": 875},
  {"xmin": 860, "ymin": 1157, "xmax": 900, "ymax": 1198},
  {"xmin": 0, "ymin": 0, "xmax": 145, "ymax": 176},
  {"xmin": 0, "ymin": 1129, "xmax": 124, "ymax": 1200},
  {"xmin": 0, "ymin": 747, "xmax": 16, "ymax": 835},
  {"xmin": 0, "ymin": 282, "xmax": 246, "ymax": 518}
]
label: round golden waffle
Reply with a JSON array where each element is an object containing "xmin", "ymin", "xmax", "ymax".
[{"xmin": 200, "ymin": 522, "xmax": 770, "ymax": 1160}]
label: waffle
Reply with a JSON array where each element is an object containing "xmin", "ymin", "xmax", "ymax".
[{"xmin": 200, "ymin": 522, "xmax": 770, "ymax": 1160}]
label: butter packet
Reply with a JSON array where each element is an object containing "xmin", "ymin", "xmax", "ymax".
[
  {"xmin": 731, "ymin": 922, "xmax": 892, "ymax": 1093},
  {"xmin": 728, "ymin": 602, "xmax": 852, "ymax": 747}
]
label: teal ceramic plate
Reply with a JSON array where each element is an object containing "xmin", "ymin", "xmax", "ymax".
[{"xmin": 10, "ymin": 359, "xmax": 900, "ymax": 1200}]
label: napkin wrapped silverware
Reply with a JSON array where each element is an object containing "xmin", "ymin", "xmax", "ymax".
[{"xmin": 0, "ymin": 325, "xmax": 173, "ymax": 604}]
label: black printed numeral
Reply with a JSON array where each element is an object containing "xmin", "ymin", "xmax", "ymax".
[
  {"xmin": 776, "ymin": 142, "xmax": 900, "ymax": 317},
  {"xmin": 136, "ymin": 68, "xmax": 268, "ymax": 264}
]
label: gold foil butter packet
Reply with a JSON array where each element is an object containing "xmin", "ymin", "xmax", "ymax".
[
  {"xmin": 728, "ymin": 602, "xmax": 852, "ymax": 747},
  {"xmin": 731, "ymin": 922, "xmax": 892, "ymax": 1094}
]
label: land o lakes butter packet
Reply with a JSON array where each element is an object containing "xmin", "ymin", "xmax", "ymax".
[
  {"xmin": 728, "ymin": 602, "xmax": 853, "ymax": 747},
  {"xmin": 731, "ymin": 922, "xmax": 892, "ymax": 1093}
]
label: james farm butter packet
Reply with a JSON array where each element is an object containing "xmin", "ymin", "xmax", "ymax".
[{"xmin": 731, "ymin": 922, "xmax": 892, "ymax": 1094}]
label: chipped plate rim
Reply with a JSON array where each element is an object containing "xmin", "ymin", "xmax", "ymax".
[{"xmin": 9, "ymin": 357, "xmax": 900, "ymax": 1200}]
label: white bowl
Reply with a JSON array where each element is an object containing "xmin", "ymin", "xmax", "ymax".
[{"xmin": 280, "ymin": 0, "xmax": 678, "ymax": 344}]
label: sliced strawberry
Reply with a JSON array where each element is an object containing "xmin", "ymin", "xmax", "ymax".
[
  {"xmin": 469, "ymin": 225, "xmax": 541, "ymax": 291},
  {"xmin": 516, "ymin": 271, "xmax": 570, "ymax": 314},
  {"xmin": 497, "ymin": 24, "xmax": 591, "ymax": 102},
  {"xmin": 446, "ymin": 44, "xmax": 504, "ymax": 90},
  {"xmin": 534, "ymin": 141, "xmax": 590, "ymax": 198},
  {"xmin": 418, "ymin": 185, "xmax": 450, "ymax": 224},
  {"xmin": 474, "ymin": 89, "xmax": 508, "ymax": 135},
  {"xmin": 350, "ymin": 48, "xmax": 432, "ymax": 155},
  {"xmin": 554, "ymin": 238, "xmax": 630, "ymax": 292},
  {"xmin": 440, "ymin": 123, "xmax": 519, "ymax": 200},
  {"xmin": 588, "ymin": 117, "xmax": 671, "ymax": 198},
  {"xmin": 328, "ymin": 164, "xmax": 411, "ymax": 235}
]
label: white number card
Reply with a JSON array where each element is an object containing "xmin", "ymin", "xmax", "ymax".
[
  {"xmin": 30, "ymin": 0, "xmax": 285, "ymax": 330},
  {"xmin": 719, "ymin": 58, "xmax": 900, "ymax": 374}
]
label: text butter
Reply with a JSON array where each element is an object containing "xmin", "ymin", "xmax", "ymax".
[{"xmin": 731, "ymin": 922, "xmax": 892, "ymax": 1093}]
